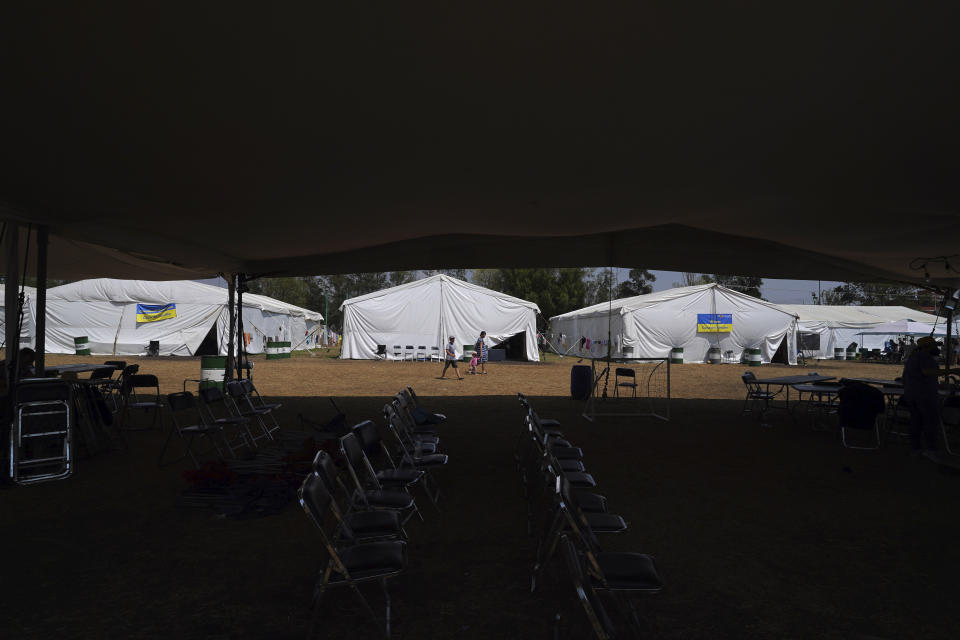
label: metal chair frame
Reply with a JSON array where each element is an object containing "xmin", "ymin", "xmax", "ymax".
[
  {"xmin": 299, "ymin": 473, "xmax": 407, "ymax": 639},
  {"xmin": 741, "ymin": 372, "xmax": 777, "ymax": 426},
  {"xmin": 340, "ymin": 433, "xmax": 422, "ymax": 524},
  {"xmin": 120, "ymin": 373, "xmax": 164, "ymax": 430},
  {"xmin": 159, "ymin": 391, "xmax": 231, "ymax": 467},
  {"xmin": 9, "ymin": 379, "xmax": 73, "ymax": 485},
  {"xmin": 197, "ymin": 386, "xmax": 256, "ymax": 450},
  {"xmin": 223, "ymin": 381, "xmax": 276, "ymax": 443},
  {"xmin": 613, "ymin": 368, "xmax": 638, "ymax": 398}
]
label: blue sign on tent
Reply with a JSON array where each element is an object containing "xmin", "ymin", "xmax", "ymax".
[
  {"xmin": 136, "ymin": 303, "xmax": 177, "ymax": 323},
  {"xmin": 697, "ymin": 313, "xmax": 732, "ymax": 332}
]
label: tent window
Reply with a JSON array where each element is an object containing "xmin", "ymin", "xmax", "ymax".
[{"xmin": 799, "ymin": 332, "xmax": 820, "ymax": 351}]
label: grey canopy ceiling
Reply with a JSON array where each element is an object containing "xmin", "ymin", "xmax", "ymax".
[{"xmin": 2, "ymin": 3, "xmax": 958, "ymax": 285}]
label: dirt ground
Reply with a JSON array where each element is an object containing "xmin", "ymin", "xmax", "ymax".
[{"xmin": 2, "ymin": 352, "xmax": 958, "ymax": 639}]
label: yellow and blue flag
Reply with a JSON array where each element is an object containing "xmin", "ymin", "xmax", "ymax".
[
  {"xmin": 697, "ymin": 313, "xmax": 732, "ymax": 332},
  {"xmin": 136, "ymin": 303, "xmax": 177, "ymax": 323}
]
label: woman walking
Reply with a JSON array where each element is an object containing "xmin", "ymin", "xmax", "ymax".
[{"xmin": 475, "ymin": 331, "xmax": 489, "ymax": 374}]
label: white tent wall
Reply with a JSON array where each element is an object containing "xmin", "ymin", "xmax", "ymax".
[
  {"xmin": 782, "ymin": 305, "xmax": 944, "ymax": 359},
  {"xmin": 550, "ymin": 284, "xmax": 797, "ymax": 365},
  {"xmin": 340, "ymin": 274, "xmax": 539, "ymax": 361},
  {"xmin": 0, "ymin": 285, "xmax": 37, "ymax": 349}
]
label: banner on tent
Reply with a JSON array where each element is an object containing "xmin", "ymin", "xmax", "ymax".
[
  {"xmin": 136, "ymin": 303, "xmax": 177, "ymax": 323},
  {"xmin": 697, "ymin": 313, "xmax": 732, "ymax": 332}
]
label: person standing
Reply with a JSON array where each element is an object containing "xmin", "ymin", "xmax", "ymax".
[
  {"xmin": 475, "ymin": 331, "xmax": 489, "ymax": 374},
  {"xmin": 901, "ymin": 336, "xmax": 958, "ymax": 455},
  {"xmin": 439, "ymin": 336, "xmax": 463, "ymax": 380}
]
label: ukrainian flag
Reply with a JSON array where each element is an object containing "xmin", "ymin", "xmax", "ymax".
[
  {"xmin": 136, "ymin": 303, "xmax": 177, "ymax": 323},
  {"xmin": 697, "ymin": 313, "xmax": 732, "ymax": 332}
]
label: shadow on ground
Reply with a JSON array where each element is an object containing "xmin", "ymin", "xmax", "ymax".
[{"xmin": 2, "ymin": 394, "xmax": 958, "ymax": 639}]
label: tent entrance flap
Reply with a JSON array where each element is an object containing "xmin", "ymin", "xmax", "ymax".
[
  {"xmin": 194, "ymin": 324, "xmax": 219, "ymax": 356},
  {"xmin": 491, "ymin": 332, "xmax": 527, "ymax": 360}
]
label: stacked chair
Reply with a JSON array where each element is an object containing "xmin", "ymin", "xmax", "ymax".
[
  {"xmin": 517, "ymin": 392, "xmax": 663, "ymax": 639},
  {"xmin": 297, "ymin": 386, "xmax": 450, "ymax": 638}
]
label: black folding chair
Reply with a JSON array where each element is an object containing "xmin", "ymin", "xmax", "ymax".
[
  {"xmin": 299, "ymin": 473, "xmax": 408, "ymax": 639},
  {"xmin": 198, "ymin": 386, "xmax": 256, "ymax": 449},
  {"xmin": 838, "ymin": 381, "xmax": 885, "ymax": 450},
  {"xmin": 539, "ymin": 475, "xmax": 661, "ymax": 635},
  {"xmin": 559, "ymin": 534, "xmax": 618, "ymax": 640},
  {"xmin": 120, "ymin": 374, "xmax": 164, "ymax": 430},
  {"xmin": 741, "ymin": 371, "xmax": 777, "ymax": 426},
  {"xmin": 352, "ymin": 420, "xmax": 425, "ymax": 490},
  {"xmin": 613, "ymin": 368, "xmax": 638, "ymax": 398},
  {"xmin": 340, "ymin": 432, "xmax": 422, "ymax": 524},
  {"xmin": 385, "ymin": 401, "xmax": 439, "ymax": 454},
  {"xmin": 381, "ymin": 409, "xmax": 448, "ymax": 509},
  {"xmin": 374, "ymin": 344, "xmax": 388, "ymax": 360},
  {"xmin": 159, "ymin": 391, "xmax": 231, "ymax": 467},
  {"xmin": 310, "ymin": 451, "xmax": 406, "ymax": 543},
  {"xmin": 223, "ymin": 381, "xmax": 276, "ymax": 444}
]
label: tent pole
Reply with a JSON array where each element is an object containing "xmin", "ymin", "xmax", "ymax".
[
  {"xmin": 226, "ymin": 274, "xmax": 236, "ymax": 381},
  {"xmin": 5, "ymin": 222, "xmax": 20, "ymax": 389},
  {"xmin": 236, "ymin": 273, "xmax": 245, "ymax": 380},
  {"xmin": 34, "ymin": 226, "xmax": 48, "ymax": 376}
]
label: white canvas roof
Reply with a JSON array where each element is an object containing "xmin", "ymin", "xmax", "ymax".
[
  {"xmin": 340, "ymin": 274, "xmax": 540, "ymax": 360},
  {"xmin": 778, "ymin": 305, "xmax": 941, "ymax": 328},
  {"xmin": 857, "ymin": 320, "xmax": 955, "ymax": 337},
  {"xmin": 8, "ymin": 279, "xmax": 322, "ymax": 356},
  {"xmin": 549, "ymin": 284, "xmax": 798, "ymax": 365}
]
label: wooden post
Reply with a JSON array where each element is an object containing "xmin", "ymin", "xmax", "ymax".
[{"xmin": 34, "ymin": 227, "xmax": 48, "ymax": 376}]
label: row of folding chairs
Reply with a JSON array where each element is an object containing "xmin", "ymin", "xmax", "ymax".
[
  {"xmin": 376, "ymin": 344, "xmax": 443, "ymax": 362},
  {"xmin": 516, "ymin": 392, "xmax": 663, "ymax": 639},
  {"xmin": 297, "ymin": 386, "xmax": 450, "ymax": 638},
  {"xmin": 159, "ymin": 379, "xmax": 282, "ymax": 468}
]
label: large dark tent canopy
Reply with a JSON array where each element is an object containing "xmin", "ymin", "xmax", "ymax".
[{"xmin": 2, "ymin": 3, "xmax": 958, "ymax": 284}]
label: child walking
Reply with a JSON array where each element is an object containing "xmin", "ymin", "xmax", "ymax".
[{"xmin": 469, "ymin": 352, "xmax": 479, "ymax": 374}]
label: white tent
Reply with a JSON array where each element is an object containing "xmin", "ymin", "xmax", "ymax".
[
  {"xmin": 549, "ymin": 284, "xmax": 798, "ymax": 365},
  {"xmin": 778, "ymin": 305, "xmax": 943, "ymax": 357},
  {"xmin": 7, "ymin": 279, "xmax": 322, "ymax": 356},
  {"xmin": 0, "ymin": 285, "xmax": 38, "ymax": 349},
  {"xmin": 340, "ymin": 275, "xmax": 540, "ymax": 361}
]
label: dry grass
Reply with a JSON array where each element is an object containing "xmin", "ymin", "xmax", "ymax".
[
  {"xmin": 3, "ymin": 353, "xmax": 957, "ymax": 639},
  {"xmin": 41, "ymin": 350, "xmax": 908, "ymax": 400}
]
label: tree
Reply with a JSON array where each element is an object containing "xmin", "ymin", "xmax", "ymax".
[
  {"xmin": 672, "ymin": 272, "xmax": 711, "ymax": 287},
  {"xmin": 584, "ymin": 269, "xmax": 617, "ymax": 306},
  {"xmin": 472, "ymin": 268, "xmax": 589, "ymax": 326},
  {"xmin": 811, "ymin": 282, "xmax": 935, "ymax": 309},
  {"xmin": 245, "ymin": 276, "xmax": 317, "ymax": 309},
  {"xmin": 709, "ymin": 274, "xmax": 763, "ymax": 299},
  {"xmin": 388, "ymin": 271, "xmax": 416, "ymax": 286},
  {"xmin": 470, "ymin": 269, "xmax": 500, "ymax": 290},
  {"xmin": 616, "ymin": 268, "xmax": 656, "ymax": 298}
]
